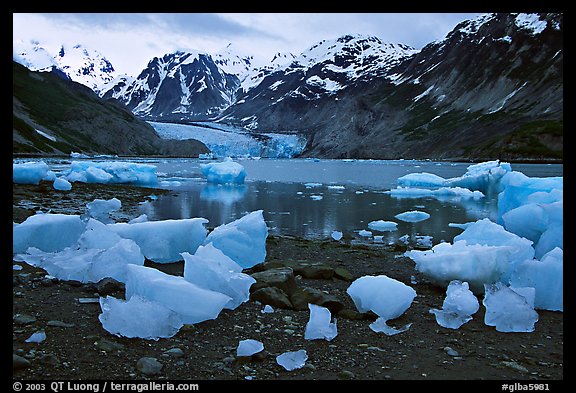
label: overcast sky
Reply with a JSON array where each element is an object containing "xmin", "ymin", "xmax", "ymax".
[{"xmin": 13, "ymin": 13, "xmax": 484, "ymax": 76}]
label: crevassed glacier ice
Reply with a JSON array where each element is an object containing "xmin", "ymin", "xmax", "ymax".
[
  {"xmin": 108, "ymin": 217, "xmax": 208, "ymax": 263},
  {"xmin": 200, "ymin": 157, "xmax": 246, "ymax": 184},
  {"xmin": 125, "ymin": 264, "xmax": 232, "ymax": 325},
  {"xmin": 304, "ymin": 304, "xmax": 338, "ymax": 341},
  {"xmin": 65, "ymin": 161, "xmax": 158, "ymax": 185},
  {"xmin": 483, "ymin": 282, "xmax": 539, "ymax": 333},
  {"xmin": 181, "ymin": 243, "xmax": 256, "ymax": 310},
  {"xmin": 429, "ymin": 280, "xmax": 479, "ymax": 329},
  {"xmin": 510, "ymin": 247, "xmax": 563, "ymax": 311},
  {"xmin": 99, "ymin": 295, "xmax": 183, "ymax": 340},
  {"xmin": 203, "ymin": 210, "xmax": 268, "ymax": 269}
]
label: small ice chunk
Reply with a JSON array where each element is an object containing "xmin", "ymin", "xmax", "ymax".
[
  {"xmin": 429, "ymin": 280, "xmax": 479, "ymax": 329},
  {"xmin": 128, "ymin": 214, "xmax": 148, "ymax": 224},
  {"xmin": 367, "ymin": 220, "xmax": 398, "ymax": 232},
  {"xmin": 310, "ymin": 195, "xmax": 323, "ymax": 200},
  {"xmin": 261, "ymin": 305, "xmax": 274, "ymax": 313},
  {"xmin": 483, "ymin": 282, "xmax": 539, "ymax": 333},
  {"xmin": 237, "ymin": 339, "xmax": 264, "ymax": 357},
  {"xmin": 304, "ymin": 304, "xmax": 338, "ymax": 341},
  {"xmin": 347, "ymin": 275, "xmax": 416, "ymax": 321},
  {"xmin": 358, "ymin": 229, "xmax": 372, "ymax": 237},
  {"xmin": 200, "ymin": 157, "xmax": 246, "ymax": 184},
  {"xmin": 98, "ymin": 295, "xmax": 183, "ymax": 340},
  {"xmin": 394, "ymin": 210, "xmax": 430, "ymax": 223},
  {"xmin": 369, "ymin": 318, "xmax": 412, "ymax": 335},
  {"xmin": 331, "ymin": 230, "xmax": 343, "ymax": 241},
  {"xmin": 86, "ymin": 198, "xmax": 122, "ymax": 224},
  {"xmin": 53, "ymin": 177, "xmax": 72, "ymax": 191},
  {"xmin": 203, "ymin": 210, "xmax": 268, "ymax": 269},
  {"xmin": 276, "ymin": 349, "xmax": 308, "ymax": 371},
  {"xmin": 25, "ymin": 331, "xmax": 46, "ymax": 343}
]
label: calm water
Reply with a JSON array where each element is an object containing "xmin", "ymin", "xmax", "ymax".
[
  {"xmin": 130, "ymin": 158, "xmax": 562, "ymax": 245},
  {"xmin": 34, "ymin": 157, "xmax": 562, "ymax": 246}
]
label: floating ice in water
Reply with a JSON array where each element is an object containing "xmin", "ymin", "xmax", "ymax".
[
  {"xmin": 395, "ymin": 160, "xmax": 511, "ymax": 193},
  {"xmin": 236, "ymin": 339, "xmax": 264, "ymax": 357},
  {"xmin": 13, "ymin": 213, "xmax": 87, "ymax": 254},
  {"xmin": 310, "ymin": 195, "xmax": 323, "ymax": 201},
  {"xmin": 13, "ymin": 161, "xmax": 55, "ymax": 184},
  {"xmin": 276, "ymin": 349, "xmax": 308, "ymax": 371},
  {"xmin": 86, "ymin": 198, "xmax": 122, "ymax": 224},
  {"xmin": 429, "ymin": 280, "xmax": 479, "ymax": 329},
  {"xmin": 367, "ymin": 220, "xmax": 398, "ymax": 232},
  {"xmin": 394, "ymin": 210, "xmax": 430, "ymax": 223},
  {"xmin": 405, "ymin": 240, "xmax": 513, "ymax": 293},
  {"xmin": 510, "ymin": 247, "xmax": 563, "ymax": 311},
  {"xmin": 304, "ymin": 182, "xmax": 322, "ymax": 188},
  {"xmin": 452, "ymin": 218, "xmax": 535, "ymax": 283},
  {"xmin": 65, "ymin": 161, "xmax": 158, "ymax": 185},
  {"xmin": 25, "ymin": 331, "xmax": 46, "ymax": 343},
  {"xmin": 98, "ymin": 295, "xmax": 183, "ymax": 340},
  {"xmin": 53, "ymin": 177, "xmax": 72, "ymax": 191},
  {"xmin": 415, "ymin": 235, "xmax": 433, "ymax": 248},
  {"xmin": 347, "ymin": 275, "xmax": 416, "ymax": 334},
  {"xmin": 200, "ymin": 157, "xmax": 246, "ymax": 184},
  {"xmin": 304, "ymin": 304, "xmax": 338, "ymax": 341},
  {"xmin": 203, "ymin": 210, "xmax": 268, "ymax": 269},
  {"xmin": 125, "ymin": 264, "xmax": 231, "ymax": 325},
  {"xmin": 182, "ymin": 243, "xmax": 256, "ymax": 310},
  {"xmin": 397, "ymin": 172, "xmax": 446, "ymax": 188},
  {"xmin": 386, "ymin": 186, "xmax": 484, "ymax": 200},
  {"xmin": 261, "ymin": 305, "xmax": 274, "ymax": 314},
  {"xmin": 331, "ymin": 230, "xmax": 343, "ymax": 241},
  {"xmin": 483, "ymin": 282, "xmax": 538, "ymax": 333},
  {"xmin": 109, "ymin": 218, "xmax": 208, "ymax": 263},
  {"xmin": 358, "ymin": 229, "xmax": 372, "ymax": 237}
]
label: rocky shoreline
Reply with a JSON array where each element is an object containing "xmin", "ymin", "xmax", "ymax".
[{"xmin": 12, "ymin": 182, "xmax": 563, "ymax": 381}]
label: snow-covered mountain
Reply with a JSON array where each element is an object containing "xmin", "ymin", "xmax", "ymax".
[
  {"xmin": 219, "ymin": 34, "xmax": 419, "ymax": 129},
  {"xmin": 100, "ymin": 50, "xmax": 241, "ymax": 122},
  {"xmin": 13, "ymin": 40, "xmax": 119, "ymax": 93}
]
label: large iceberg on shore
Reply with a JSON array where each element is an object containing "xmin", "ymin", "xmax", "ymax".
[
  {"xmin": 405, "ymin": 240, "xmax": 513, "ymax": 293},
  {"xmin": 510, "ymin": 247, "xmax": 563, "ymax": 311},
  {"xmin": 99, "ymin": 295, "xmax": 184, "ymax": 340},
  {"xmin": 65, "ymin": 161, "xmax": 158, "ymax": 185},
  {"xmin": 125, "ymin": 264, "xmax": 232, "ymax": 325},
  {"xmin": 203, "ymin": 210, "xmax": 268, "ymax": 269},
  {"xmin": 181, "ymin": 243, "xmax": 256, "ymax": 310},
  {"xmin": 109, "ymin": 218, "xmax": 208, "ymax": 263},
  {"xmin": 13, "ymin": 213, "xmax": 87, "ymax": 254},
  {"xmin": 200, "ymin": 157, "xmax": 246, "ymax": 184}
]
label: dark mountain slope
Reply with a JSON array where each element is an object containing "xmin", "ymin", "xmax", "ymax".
[{"xmin": 13, "ymin": 61, "xmax": 209, "ymax": 157}]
